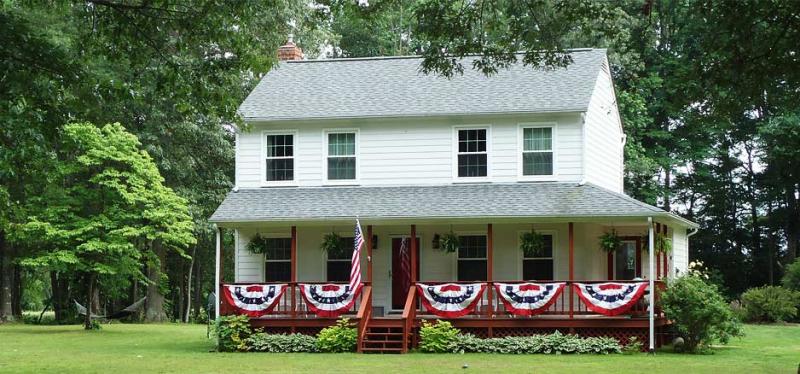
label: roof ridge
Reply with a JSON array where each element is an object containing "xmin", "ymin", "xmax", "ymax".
[{"xmin": 287, "ymin": 48, "xmax": 604, "ymax": 64}]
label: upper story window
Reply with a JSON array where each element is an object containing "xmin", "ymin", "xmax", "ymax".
[
  {"xmin": 457, "ymin": 235, "xmax": 487, "ymax": 281},
  {"xmin": 456, "ymin": 128, "xmax": 488, "ymax": 178},
  {"xmin": 522, "ymin": 234, "xmax": 553, "ymax": 280},
  {"xmin": 325, "ymin": 131, "xmax": 357, "ymax": 182},
  {"xmin": 521, "ymin": 126, "xmax": 554, "ymax": 176},
  {"xmin": 264, "ymin": 132, "xmax": 295, "ymax": 183},
  {"xmin": 263, "ymin": 237, "xmax": 292, "ymax": 282}
]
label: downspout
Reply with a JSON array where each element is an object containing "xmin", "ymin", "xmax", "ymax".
[{"xmin": 648, "ymin": 217, "xmax": 655, "ymax": 353}]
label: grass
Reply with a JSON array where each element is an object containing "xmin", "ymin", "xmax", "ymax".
[{"xmin": 0, "ymin": 323, "xmax": 797, "ymax": 373}]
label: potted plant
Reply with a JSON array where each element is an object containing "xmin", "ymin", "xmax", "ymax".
[
  {"xmin": 655, "ymin": 232, "xmax": 672, "ymax": 253},
  {"xmin": 519, "ymin": 230, "xmax": 546, "ymax": 257},
  {"xmin": 437, "ymin": 231, "xmax": 460, "ymax": 253},
  {"xmin": 599, "ymin": 230, "xmax": 621, "ymax": 252},
  {"xmin": 247, "ymin": 233, "xmax": 269, "ymax": 254},
  {"xmin": 321, "ymin": 232, "xmax": 347, "ymax": 257}
]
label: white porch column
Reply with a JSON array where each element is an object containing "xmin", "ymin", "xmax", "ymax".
[
  {"xmin": 214, "ymin": 225, "xmax": 221, "ymax": 320},
  {"xmin": 648, "ymin": 217, "xmax": 655, "ymax": 352}
]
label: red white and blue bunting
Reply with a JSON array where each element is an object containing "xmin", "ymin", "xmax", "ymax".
[
  {"xmin": 494, "ymin": 282, "xmax": 566, "ymax": 316},
  {"xmin": 223, "ymin": 284, "xmax": 287, "ymax": 317},
  {"xmin": 299, "ymin": 283, "xmax": 362, "ymax": 318},
  {"xmin": 573, "ymin": 282, "xmax": 648, "ymax": 316},
  {"xmin": 417, "ymin": 283, "xmax": 486, "ymax": 318}
]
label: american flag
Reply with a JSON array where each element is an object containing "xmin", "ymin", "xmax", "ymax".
[
  {"xmin": 349, "ymin": 219, "xmax": 365, "ymax": 291},
  {"xmin": 399, "ymin": 237, "xmax": 411, "ymax": 292}
]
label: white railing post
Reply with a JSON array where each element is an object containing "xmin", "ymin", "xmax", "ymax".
[
  {"xmin": 215, "ymin": 225, "xmax": 221, "ymax": 320},
  {"xmin": 648, "ymin": 217, "xmax": 655, "ymax": 353}
]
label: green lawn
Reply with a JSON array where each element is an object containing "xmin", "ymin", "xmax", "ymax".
[{"xmin": 0, "ymin": 323, "xmax": 797, "ymax": 374}]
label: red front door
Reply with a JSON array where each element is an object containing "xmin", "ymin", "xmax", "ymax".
[{"xmin": 391, "ymin": 237, "xmax": 420, "ymax": 310}]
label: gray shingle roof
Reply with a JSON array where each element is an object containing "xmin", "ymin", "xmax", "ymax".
[
  {"xmin": 209, "ymin": 183, "xmax": 694, "ymax": 226},
  {"xmin": 239, "ymin": 49, "xmax": 607, "ymax": 121}
]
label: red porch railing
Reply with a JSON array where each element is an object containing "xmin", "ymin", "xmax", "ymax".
[
  {"xmin": 410, "ymin": 280, "xmax": 664, "ymax": 319},
  {"xmin": 219, "ymin": 282, "xmax": 369, "ymax": 319}
]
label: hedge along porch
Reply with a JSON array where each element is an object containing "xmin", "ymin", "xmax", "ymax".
[{"xmin": 210, "ymin": 183, "xmax": 697, "ymax": 353}]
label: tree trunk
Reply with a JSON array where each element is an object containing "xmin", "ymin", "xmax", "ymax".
[
  {"xmin": 84, "ymin": 273, "xmax": 95, "ymax": 330},
  {"xmin": 51, "ymin": 271, "xmax": 64, "ymax": 322},
  {"xmin": 0, "ymin": 230, "xmax": 13, "ymax": 322},
  {"xmin": 185, "ymin": 246, "xmax": 196, "ymax": 322},
  {"xmin": 11, "ymin": 264, "xmax": 22, "ymax": 319},
  {"xmin": 145, "ymin": 241, "xmax": 168, "ymax": 322},
  {"xmin": 786, "ymin": 186, "xmax": 799, "ymax": 264}
]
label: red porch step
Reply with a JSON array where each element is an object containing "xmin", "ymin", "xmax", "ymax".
[{"xmin": 360, "ymin": 322, "xmax": 408, "ymax": 354}]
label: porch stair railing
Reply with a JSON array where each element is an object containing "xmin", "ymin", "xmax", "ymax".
[{"xmin": 355, "ymin": 285, "xmax": 372, "ymax": 353}]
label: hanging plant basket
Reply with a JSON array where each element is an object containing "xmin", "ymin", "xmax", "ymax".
[
  {"xmin": 655, "ymin": 233, "xmax": 672, "ymax": 254},
  {"xmin": 437, "ymin": 232, "xmax": 460, "ymax": 254},
  {"xmin": 519, "ymin": 230, "xmax": 546, "ymax": 257},
  {"xmin": 247, "ymin": 233, "xmax": 269, "ymax": 254},
  {"xmin": 599, "ymin": 230, "xmax": 621, "ymax": 253},
  {"xmin": 321, "ymin": 232, "xmax": 347, "ymax": 257}
]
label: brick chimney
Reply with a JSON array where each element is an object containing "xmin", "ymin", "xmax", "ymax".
[{"xmin": 277, "ymin": 34, "xmax": 304, "ymax": 61}]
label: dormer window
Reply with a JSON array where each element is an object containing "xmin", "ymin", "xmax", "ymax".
[
  {"xmin": 264, "ymin": 132, "xmax": 295, "ymax": 183},
  {"xmin": 520, "ymin": 125, "xmax": 554, "ymax": 177},
  {"xmin": 456, "ymin": 128, "xmax": 488, "ymax": 178}
]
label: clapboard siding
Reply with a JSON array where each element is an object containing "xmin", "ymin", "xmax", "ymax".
[
  {"xmin": 672, "ymin": 226, "xmax": 689, "ymax": 276},
  {"xmin": 235, "ymin": 113, "xmax": 584, "ymax": 187},
  {"xmin": 583, "ymin": 60, "xmax": 624, "ymax": 193}
]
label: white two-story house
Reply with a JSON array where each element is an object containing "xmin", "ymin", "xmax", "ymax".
[{"xmin": 210, "ymin": 42, "xmax": 697, "ymax": 353}]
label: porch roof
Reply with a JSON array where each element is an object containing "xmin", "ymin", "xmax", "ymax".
[{"xmin": 209, "ymin": 182, "xmax": 696, "ymax": 228}]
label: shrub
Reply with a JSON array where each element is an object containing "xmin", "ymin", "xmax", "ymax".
[
  {"xmin": 449, "ymin": 331, "xmax": 621, "ymax": 354},
  {"xmin": 215, "ymin": 315, "xmax": 252, "ymax": 352},
  {"xmin": 245, "ymin": 333, "xmax": 319, "ymax": 353},
  {"xmin": 740, "ymin": 286, "xmax": 800, "ymax": 323},
  {"xmin": 316, "ymin": 318, "xmax": 357, "ymax": 353},
  {"xmin": 782, "ymin": 259, "xmax": 800, "ymax": 291},
  {"xmin": 622, "ymin": 337, "xmax": 643, "ymax": 354},
  {"xmin": 661, "ymin": 275, "xmax": 743, "ymax": 352},
  {"xmin": 419, "ymin": 320, "xmax": 461, "ymax": 353}
]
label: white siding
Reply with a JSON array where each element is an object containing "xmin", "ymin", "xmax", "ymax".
[
  {"xmin": 583, "ymin": 59, "xmax": 624, "ymax": 193},
  {"xmin": 672, "ymin": 226, "xmax": 689, "ymax": 277},
  {"xmin": 235, "ymin": 113, "xmax": 583, "ymax": 188}
]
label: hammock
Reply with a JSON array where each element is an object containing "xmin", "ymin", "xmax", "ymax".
[{"xmin": 74, "ymin": 297, "xmax": 147, "ymax": 320}]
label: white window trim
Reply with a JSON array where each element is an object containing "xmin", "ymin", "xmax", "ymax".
[
  {"xmin": 261, "ymin": 130, "xmax": 298, "ymax": 187},
  {"xmin": 451, "ymin": 232, "xmax": 488, "ymax": 280},
  {"xmin": 516, "ymin": 229, "xmax": 557, "ymax": 280},
  {"xmin": 452, "ymin": 125, "xmax": 492, "ymax": 183},
  {"xmin": 322, "ymin": 128, "xmax": 360, "ymax": 185},
  {"xmin": 517, "ymin": 123, "xmax": 558, "ymax": 181}
]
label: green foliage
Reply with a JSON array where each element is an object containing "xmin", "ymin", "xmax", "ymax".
[
  {"xmin": 316, "ymin": 318, "xmax": 357, "ymax": 353},
  {"xmin": 450, "ymin": 331, "xmax": 622, "ymax": 354},
  {"xmin": 599, "ymin": 230, "xmax": 622, "ymax": 253},
  {"xmin": 520, "ymin": 230, "xmax": 546, "ymax": 257},
  {"xmin": 740, "ymin": 286, "xmax": 800, "ymax": 323},
  {"xmin": 246, "ymin": 234, "xmax": 269, "ymax": 255},
  {"xmin": 244, "ymin": 333, "xmax": 319, "ymax": 353},
  {"xmin": 215, "ymin": 315, "xmax": 252, "ymax": 352},
  {"xmin": 437, "ymin": 232, "xmax": 460, "ymax": 254},
  {"xmin": 662, "ymin": 275, "xmax": 744, "ymax": 353},
  {"xmin": 782, "ymin": 259, "xmax": 800, "ymax": 291},
  {"xmin": 418, "ymin": 320, "xmax": 461, "ymax": 353},
  {"xmin": 655, "ymin": 233, "xmax": 672, "ymax": 254},
  {"xmin": 320, "ymin": 232, "xmax": 347, "ymax": 258},
  {"xmin": 622, "ymin": 337, "xmax": 643, "ymax": 355}
]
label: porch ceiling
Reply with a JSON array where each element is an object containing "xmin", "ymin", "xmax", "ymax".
[{"xmin": 210, "ymin": 182, "xmax": 696, "ymax": 228}]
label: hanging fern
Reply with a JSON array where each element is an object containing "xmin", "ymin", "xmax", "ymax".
[
  {"xmin": 247, "ymin": 233, "xmax": 269, "ymax": 254},
  {"xmin": 321, "ymin": 232, "xmax": 347, "ymax": 257},
  {"xmin": 437, "ymin": 232, "xmax": 460, "ymax": 253},
  {"xmin": 655, "ymin": 233, "xmax": 672, "ymax": 254},
  {"xmin": 599, "ymin": 230, "xmax": 621, "ymax": 253},
  {"xmin": 520, "ymin": 230, "xmax": 546, "ymax": 257}
]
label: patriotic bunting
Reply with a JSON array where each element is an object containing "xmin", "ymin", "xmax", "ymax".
[
  {"xmin": 573, "ymin": 282, "xmax": 648, "ymax": 316},
  {"xmin": 299, "ymin": 283, "xmax": 363, "ymax": 318},
  {"xmin": 222, "ymin": 284, "xmax": 287, "ymax": 317},
  {"xmin": 417, "ymin": 283, "xmax": 486, "ymax": 318},
  {"xmin": 494, "ymin": 282, "xmax": 566, "ymax": 316}
]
